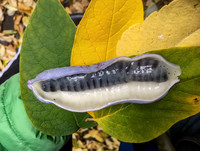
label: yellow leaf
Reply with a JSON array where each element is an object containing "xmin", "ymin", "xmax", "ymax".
[
  {"xmin": 117, "ymin": 0, "xmax": 200, "ymax": 57},
  {"xmin": 177, "ymin": 29, "xmax": 200, "ymax": 47},
  {"xmin": 71, "ymin": 0, "xmax": 144, "ymax": 66}
]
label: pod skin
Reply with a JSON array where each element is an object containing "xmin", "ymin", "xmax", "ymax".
[{"xmin": 27, "ymin": 54, "xmax": 181, "ymax": 112}]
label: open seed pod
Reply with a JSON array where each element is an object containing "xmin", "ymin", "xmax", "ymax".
[{"xmin": 27, "ymin": 54, "xmax": 181, "ymax": 112}]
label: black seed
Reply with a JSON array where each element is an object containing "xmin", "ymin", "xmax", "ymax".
[
  {"xmin": 91, "ymin": 78, "xmax": 96, "ymax": 88},
  {"xmin": 73, "ymin": 86, "xmax": 78, "ymax": 91},
  {"xmin": 50, "ymin": 80, "xmax": 58, "ymax": 92},
  {"xmin": 59, "ymin": 78, "xmax": 68, "ymax": 91},
  {"xmin": 83, "ymin": 73, "xmax": 91, "ymax": 89},
  {"xmin": 90, "ymin": 73, "xmax": 100, "ymax": 89},
  {"xmin": 162, "ymin": 72, "xmax": 168, "ymax": 81},
  {"xmin": 68, "ymin": 80, "xmax": 75, "ymax": 91},
  {"xmin": 79, "ymin": 80, "xmax": 85, "ymax": 90},
  {"xmin": 119, "ymin": 63, "xmax": 127, "ymax": 82},
  {"xmin": 152, "ymin": 60, "xmax": 159, "ymax": 68},
  {"xmin": 84, "ymin": 73, "xmax": 91, "ymax": 82},
  {"xmin": 41, "ymin": 81, "xmax": 50, "ymax": 92},
  {"xmin": 95, "ymin": 78, "xmax": 100, "ymax": 88},
  {"xmin": 66, "ymin": 85, "xmax": 70, "ymax": 91},
  {"xmin": 91, "ymin": 78, "xmax": 96, "ymax": 89},
  {"xmin": 136, "ymin": 60, "xmax": 141, "ymax": 67},
  {"xmin": 155, "ymin": 74, "xmax": 161, "ymax": 82},
  {"xmin": 137, "ymin": 59, "xmax": 142, "ymax": 67},
  {"xmin": 84, "ymin": 78, "xmax": 89, "ymax": 90},
  {"xmin": 86, "ymin": 81, "xmax": 90, "ymax": 89},
  {"xmin": 125, "ymin": 62, "xmax": 132, "ymax": 72},
  {"xmin": 74, "ymin": 81, "xmax": 81, "ymax": 92},
  {"xmin": 87, "ymin": 78, "xmax": 95, "ymax": 89},
  {"xmin": 116, "ymin": 61, "xmax": 124, "ymax": 71},
  {"xmin": 60, "ymin": 84, "xmax": 66, "ymax": 91}
]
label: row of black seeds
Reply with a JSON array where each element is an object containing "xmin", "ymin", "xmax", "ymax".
[{"xmin": 41, "ymin": 58, "xmax": 169, "ymax": 92}]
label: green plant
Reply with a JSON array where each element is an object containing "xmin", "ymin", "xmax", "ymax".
[{"xmin": 20, "ymin": 0, "xmax": 200, "ymax": 143}]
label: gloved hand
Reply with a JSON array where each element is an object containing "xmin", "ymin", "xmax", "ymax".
[{"xmin": 0, "ymin": 73, "xmax": 70, "ymax": 151}]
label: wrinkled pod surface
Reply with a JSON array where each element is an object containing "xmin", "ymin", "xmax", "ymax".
[{"xmin": 27, "ymin": 54, "xmax": 181, "ymax": 112}]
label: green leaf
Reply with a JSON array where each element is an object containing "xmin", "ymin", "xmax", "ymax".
[
  {"xmin": 73, "ymin": 112, "xmax": 97, "ymax": 129},
  {"xmin": 20, "ymin": 0, "xmax": 95, "ymax": 136},
  {"xmin": 94, "ymin": 47, "xmax": 200, "ymax": 143}
]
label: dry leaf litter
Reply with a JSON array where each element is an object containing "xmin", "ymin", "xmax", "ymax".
[{"xmin": 0, "ymin": 0, "xmax": 171, "ymax": 150}]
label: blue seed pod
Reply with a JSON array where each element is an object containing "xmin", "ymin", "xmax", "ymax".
[{"xmin": 27, "ymin": 54, "xmax": 181, "ymax": 112}]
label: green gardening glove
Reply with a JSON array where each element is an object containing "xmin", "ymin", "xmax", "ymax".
[{"xmin": 0, "ymin": 74, "xmax": 70, "ymax": 151}]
